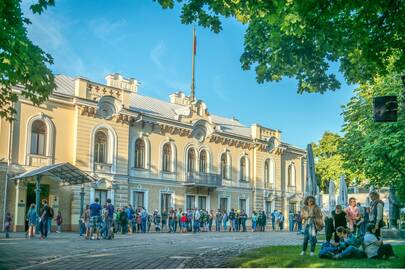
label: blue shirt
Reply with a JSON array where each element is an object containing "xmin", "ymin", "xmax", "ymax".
[{"xmin": 89, "ymin": 202, "xmax": 102, "ymax": 217}]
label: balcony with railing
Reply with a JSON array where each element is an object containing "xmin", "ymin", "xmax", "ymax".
[
  {"xmin": 94, "ymin": 163, "xmax": 112, "ymax": 173},
  {"xmin": 184, "ymin": 172, "xmax": 222, "ymax": 188}
]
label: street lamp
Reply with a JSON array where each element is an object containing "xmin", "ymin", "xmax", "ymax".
[{"xmin": 79, "ymin": 184, "xmax": 85, "ymax": 236}]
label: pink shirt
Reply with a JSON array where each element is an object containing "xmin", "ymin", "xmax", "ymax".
[{"xmin": 345, "ymin": 206, "xmax": 359, "ymax": 229}]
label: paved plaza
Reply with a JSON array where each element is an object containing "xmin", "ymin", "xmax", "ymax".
[{"xmin": 1, "ymin": 232, "xmax": 404, "ymax": 269}]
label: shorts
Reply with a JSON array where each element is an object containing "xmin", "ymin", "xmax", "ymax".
[{"xmin": 90, "ymin": 216, "xmax": 101, "ymax": 229}]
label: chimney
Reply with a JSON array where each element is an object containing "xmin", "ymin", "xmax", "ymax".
[{"xmin": 105, "ymin": 73, "xmax": 139, "ymax": 93}]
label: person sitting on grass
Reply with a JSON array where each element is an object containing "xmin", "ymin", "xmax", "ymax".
[
  {"xmin": 332, "ymin": 227, "xmax": 366, "ymax": 259},
  {"xmin": 363, "ymin": 223, "xmax": 397, "ymax": 260}
]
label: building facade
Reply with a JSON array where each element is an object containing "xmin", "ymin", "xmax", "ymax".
[{"xmin": 0, "ymin": 73, "xmax": 306, "ymax": 231}]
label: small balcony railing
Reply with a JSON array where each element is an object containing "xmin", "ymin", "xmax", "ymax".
[
  {"xmin": 184, "ymin": 172, "xmax": 222, "ymax": 187},
  {"xmin": 287, "ymin": 186, "xmax": 296, "ymax": 193},
  {"xmin": 94, "ymin": 163, "xmax": 112, "ymax": 173}
]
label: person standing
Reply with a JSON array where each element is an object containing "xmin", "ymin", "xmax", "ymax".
[
  {"xmin": 240, "ymin": 210, "xmax": 247, "ymax": 232},
  {"xmin": 369, "ymin": 191, "xmax": 385, "ymax": 238},
  {"xmin": 279, "ymin": 211, "xmax": 285, "ymax": 230},
  {"xmin": 222, "ymin": 211, "xmax": 228, "ymax": 232},
  {"xmin": 39, "ymin": 199, "xmax": 50, "ymax": 239},
  {"xmin": 251, "ymin": 211, "xmax": 258, "ymax": 232},
  {"xmin": 208, "ymin": 210, "xmax": 214, "ymax": 231},
  {"xmin": 26, "ymin": 204, "xmax": 37, "ymax": 238},
  {"xmin": 296, "ymin": 211, "xmax": 303, "ymax": 234},
  {"xmin": 89, "ymin": 198, "xmax": 102, "ymax": 239},
  {"xmin": 228, "ymin": 209, "xmax": 236, "ymax": 232},
  {"xmin": 56, "ymin": 211, "xmax": 63, "ymax": 233},
  {"xmin": 193, "ymin": 208, "xmax": 201, "ymax": 233},
  {"xmin": 215, "ymin": 209, "xmax": 223, "ymax": 232},
  {"xmin": 271, "ymin": 210, "xmax": 276, "ymax": 231},
  {"xmin": 161, "ymin": 208, "xmax": 168, "ymax": 232},
  {"xmin": 106, "ymin": 199, "xmax": 114, "ymax": 239},
  {"xmin": 345, "ymin": 197, "xmax": 360, "ymax": 234},
  {"xmin": 47, "ymin": 205, "xmax": 54, "ymax": 234},
  {"xmin": 141, "ymin": 207, "xmax": 148, "ymax": 233},
  {"xmin": 289, "ymin": 210, "xmax": 295, "ymax": 232},
  {"xmin": 261, "ymin": 210, "xmax": 267, "ymax": 232},
  {"xmin": 300, "ymin": 196, "xmax": 323, "ymax": 256}
]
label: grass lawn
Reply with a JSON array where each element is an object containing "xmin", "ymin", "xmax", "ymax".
[{"xmin": 226, "ymin": 245, "xmax": 405, "ymax": 268}]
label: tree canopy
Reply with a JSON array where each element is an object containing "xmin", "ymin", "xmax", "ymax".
[
  {"xmin": 0, "ymin": 0, "xmax": 55, "ymax": 121},
  {"xmin": 340, "ymin": 68, "xmax": 405, "ymax": 202},
  {"xmin": 312, "ymin": 131, "xmax": 361, "ymax": 192},
  {"xmin": 155, "ymin": 0, "xmax": 405, "ymax": 93}
]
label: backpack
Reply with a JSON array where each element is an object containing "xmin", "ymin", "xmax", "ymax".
[{"xmin": 49, "ymin": 207, "xmax": 54, "ymax": 218}]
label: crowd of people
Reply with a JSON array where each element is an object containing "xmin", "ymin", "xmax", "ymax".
[
  {"xmin": 301, "ymin": 191, "xmax": 398, "ymax": 260},
  {"xmin": 2, "ymin": 190, "xmax": 399, "ymax": 262},
  {"xmin": 80, "ymin": 197, "xmax": 275, "ymax": 240}
]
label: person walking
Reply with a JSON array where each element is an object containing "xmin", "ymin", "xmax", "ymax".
[
  {"xmin": 4, "ymin": 212, "xmax": 12, "ymax": 238},
  {"xmin": 300, "ymin": 195, "xmax": 323, "ymax": 256},
  {"xmin": 56, "ymin": 211, "xmax": 63, "ymax": 233},
  {"xmin": 82, "ymin": 205, "xmax": 90, "ymax": 239},
  {"xmin": 39, "ymin": 199, "xmax": 50, "ymax": 239},
  {"xmin": 26, "ymin": 204, "xmax": 37, "ymax": 238},
  {"xmin": 369, "ymin": 191, "xmax": 385, "ymax": 238}
]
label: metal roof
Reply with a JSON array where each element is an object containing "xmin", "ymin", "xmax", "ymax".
[{"xmin": 10, "ymin": 162, "xmax": 96, "ymax": 185}]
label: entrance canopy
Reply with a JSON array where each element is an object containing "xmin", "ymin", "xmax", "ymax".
[{"xmin": 10, "ymin": 162, "xmax": 96, "ymax": 185}]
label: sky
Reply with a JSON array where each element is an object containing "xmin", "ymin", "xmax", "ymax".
[{"xmin": 23, "ymin": 0, "xmax": 356, "ymax": 149}]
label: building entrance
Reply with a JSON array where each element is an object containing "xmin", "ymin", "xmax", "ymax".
[{"xmin": 26, "ymin": 183, "xmax": 49, "ymax": 231}]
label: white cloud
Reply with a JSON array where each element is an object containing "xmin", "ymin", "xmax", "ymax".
[
  {"xmin": 88, "ymin": 18, "xmax": 127, "ymax": 46},
  {"xmin": 150, "ymin": 41, "xmax": 166, "ymax": 70}
]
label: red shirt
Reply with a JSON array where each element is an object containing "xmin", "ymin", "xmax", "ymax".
[{"xmin": 180, "ymin": 216, "xmax": 187, "ymax": 223}]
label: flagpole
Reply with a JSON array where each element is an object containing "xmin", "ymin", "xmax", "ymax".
[{"xmin": 190, "ymin": 25, "xmax": 196, "ymax": 102}]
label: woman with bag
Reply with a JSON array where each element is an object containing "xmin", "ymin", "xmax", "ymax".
[
  {"xmin": 300, "ymin": 195, "xmax": 323, "ymax": 256},
  {"xmin": 26, "ymin": 204, "xmax": 38, "ymax": 238}
]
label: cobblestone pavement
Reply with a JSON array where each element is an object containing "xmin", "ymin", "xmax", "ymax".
[{"xmin": 0, "ymin": 231, "xmax": 404, "ymax": 269}]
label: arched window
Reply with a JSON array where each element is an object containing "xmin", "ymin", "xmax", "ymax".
[
  {"xmin": 134, "ymin": 138, "xmax": 145, "ymax": 169},
  {"xmin": 30, "ymin": 120, "xmax": 47, "ymax": 155},
  {"xmin": 269, "ymin": 159, "xmax": 275, "ymax": 185},
  {"xmin": 162, "ymin": 143, "xmax": 172, "ymax": 172},
  {"xmin": 94, "ymin": 129, "xmax": 108, "ymax": 163},
  {"xmin": 240, "ymin": 157, "xmax": 247, "ymax": 181},
  {"xmin": 187, "ymin": 148, "xmax": 196, "ymax": 172},
  {"xmin": 199, "ymin": 150, "xmax": 207, "ymax": 173},
  {"xmin": 288, "ymin": 163, "xmax": 296, "ymax": 186},
  {"xmin": 264, "ymin": 160, "xmax": 269, "ymax": 184}
]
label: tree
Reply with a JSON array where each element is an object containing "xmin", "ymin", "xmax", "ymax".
[
  {"xmin": 0, "ymin": 0, "xmax": 56, "ymax": 121},
  {"xmin": 340, "ymin": 68, "xmax": 405, "ymax": 202},
  {"xmin": 312, "ymin": 131, "xmax": 360, "ymax": 192},
  {"xmin": 155, "ymin": 0, "xmax": 405, "ymax": 93}
]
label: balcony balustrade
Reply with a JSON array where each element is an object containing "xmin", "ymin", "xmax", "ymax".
[{"xmin": 184, "ymin": 172, "xmax": 222, "ymax": 187}]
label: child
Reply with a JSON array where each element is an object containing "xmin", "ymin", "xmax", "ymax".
[
  {"xmin": 56, "ymin": 211, "xmax": 63, "ymax": 233},
  {"xmin": 5, "ymin": 212, "xmax": 12, "ymax": 238},
  {"xmin": 180, "ymin": 213, "xmax": 187, "ymax": 233},
  {"xmin": 26, "ymin": 204, "xmax": 37, "ymax": 238}
]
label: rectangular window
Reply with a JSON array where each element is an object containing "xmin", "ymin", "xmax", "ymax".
[
  {"xmin": 220, "ymin": 198, "xmax": 228, "ymax": 213},
  {"xmin": 239, "ymin": 198, "xmax": 247, "ymax": 212},
  {"xmin": 265, "ymin": 201, "xmax": 273, "ymax": 218},
  {"xmin": 95, "ymin": 189, "xmax": 107, "ymax": 206},
  {"xmin": 186, "ymin": 195, "xmax": 195, "ymax": 210},
  {"xmin": 289, "ymin": 202, "xmax": 296, "ymax": 213},
  {"xmin": 161, "ymin": 193, "xmax": 172, "ymax": 212},
  {"xmin": 198, "ymin": 196, "xmax": 206, "ymax": 210},
  {"xmin": 133, "ymin": 191, "xmax": 145, "ymax": 208}
]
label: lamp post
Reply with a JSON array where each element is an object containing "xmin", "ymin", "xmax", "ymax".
[
  {"xmin": 79, "ymin": 184, "xmax": 85, "ymax": 236},
  {"xmin": 35, "ymin": 175, "xmax": 41, "ymax": 234}
]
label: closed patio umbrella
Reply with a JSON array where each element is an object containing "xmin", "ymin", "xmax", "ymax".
[
  {"xmin": 305, "ymin": 144, "xmax": 317, "ymax": 197},
  {"xmin": 329, "ymin": 180, "xmax": 336, "ymax": 211},
  {"xmin": 337, "ymin": 175, "xmax": 348, "ymax": 207}
]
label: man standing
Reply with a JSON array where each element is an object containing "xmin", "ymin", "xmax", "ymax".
[
  {"xmin": 289, "ymin": 210, "xmax": 295, "ymax": 232},
  {"xmin": 106, "ymin": 199, "xmax": 114, "ymax": 239},
  {"xmin": 271, "ymin": 210, "xmax": 276, "ymax": 231},
  {"xmin": 215, "ymin": 209, "xmax": 223, "ymax": 232},
  {"xmin": 89, "ymin": 198, "xmax": 102, "ymax": 239},
  {"xmin": 39, "ymin": 199, "xmax": 50, "ymax": 239},
  {"xmin": 369, "ymin": 191, "xmax": 385, "ymax": 238},
  {"xmin": 161, "ymin": 208, "xmax": 168, "ymax": 232},
  {"xmin": 193, "ymin": 208, "xmax": 201, "ymax": 233}
]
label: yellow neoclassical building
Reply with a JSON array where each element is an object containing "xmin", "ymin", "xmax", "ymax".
[{"xmin": 0, "ymin": 73, "xmax": 306, "ymax": 231}]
